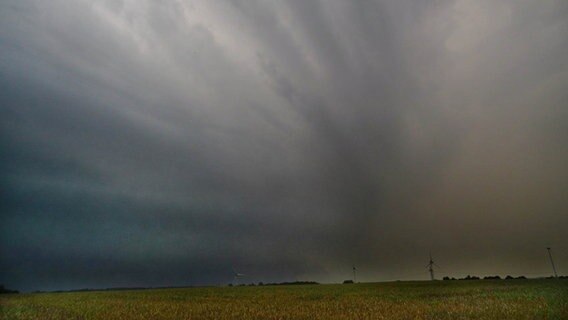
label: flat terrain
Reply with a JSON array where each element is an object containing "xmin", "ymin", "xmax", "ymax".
[{"xmin": 1, "ymin": 279, "xmax": 567, "ymax": 319}]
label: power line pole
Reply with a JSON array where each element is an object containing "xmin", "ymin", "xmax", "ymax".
[{"xmin": 546, "ymin": 247, "xmax": 558, "ymax": 278}]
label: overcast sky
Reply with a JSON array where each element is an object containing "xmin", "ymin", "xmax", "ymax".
[{"xmin": 1, "ymin": 0, "xmax": 567, "ymax": 292}]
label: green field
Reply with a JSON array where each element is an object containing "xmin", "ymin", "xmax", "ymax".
[{"xmin": 1, "ymin": 279, "xmax": 567, "ymax": 319}]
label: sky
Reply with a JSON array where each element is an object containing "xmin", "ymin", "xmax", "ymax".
[{"xmin": 1, "ymin": 0, "xmax": 567, "ymax": 292}]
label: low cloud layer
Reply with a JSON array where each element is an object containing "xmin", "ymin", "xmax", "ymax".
[{"xmin": 1, "ymin": 0, "xmax": 567, "ymax": 291}]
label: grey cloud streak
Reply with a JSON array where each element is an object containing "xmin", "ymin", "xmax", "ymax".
[{"xmin": 1, "ymin": 0, "xmax": 567, "ymax": 291}]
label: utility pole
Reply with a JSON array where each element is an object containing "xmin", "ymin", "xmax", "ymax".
[
  {"xmin": 353, "ymin": 266, "xmax": 357, "ymax": 283},
  {"xmin": 546, "ymin": 247, "xmax": 558, "ymax": 278}
]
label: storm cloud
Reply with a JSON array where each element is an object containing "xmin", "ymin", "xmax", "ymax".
[{"xmin": 1, "ymin": 0, "xmax": 567, "ymax": 291}]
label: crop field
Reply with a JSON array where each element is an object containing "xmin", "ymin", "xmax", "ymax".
[{"xmin": 1, "ymin": 279, "xmax": 567, "ymax": 319}]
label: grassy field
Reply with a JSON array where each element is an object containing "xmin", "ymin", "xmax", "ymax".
[{"xmin": 1, "ymin": 279, "xmax": 567, "ymax": 319}]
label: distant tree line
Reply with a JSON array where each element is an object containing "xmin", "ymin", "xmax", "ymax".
[
  {"xmin": 0, "ymin": 285, "xmax": 19, "ymax": 294},
  {"xmin": 442, "ymin": 275, "xmax": 526, "ymax": 280},
  {"xmin": 229, "ymin": 281, "xmax": 319, "ymax": 287}
]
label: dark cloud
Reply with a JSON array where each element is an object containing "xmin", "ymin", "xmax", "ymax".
[{"xmin": 1, "ymin": 0, "xmax": 567, "ymax": 291}]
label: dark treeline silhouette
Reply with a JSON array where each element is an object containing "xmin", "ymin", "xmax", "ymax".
[
  {"xmin": 441, "ymin": 275, "xmax": 479, "ymax": 280},
  {"xmin": 230, "ymin": 281, "xmax": 319, "ymax": 287},
  {"xmin": 0, "ymin": 285, "xmax": 19, "ymax": 294},
  {"xmin": 19, "ymin": 276, "xmax": 568, "ymax": 293},
  {"xmin": 266, "ymin": 281, "xmax": 318, "ymax": 286},
  {"xmin": 443, "ymin": 275, "xmax": 552, "ymax": 281}
]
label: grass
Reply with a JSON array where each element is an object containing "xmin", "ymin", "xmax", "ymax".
[{"xmin": 1, "ymin": 279, "xmax": 567, "ymax": 319}]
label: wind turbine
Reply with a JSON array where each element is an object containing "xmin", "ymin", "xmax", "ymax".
[
  {"xmin": 353, "ymin": 266, "xmax": 357, "ymax": 283},
  {"xmin": 426, "ymin": 253, "xmax": 439, "ymax": 281}
]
